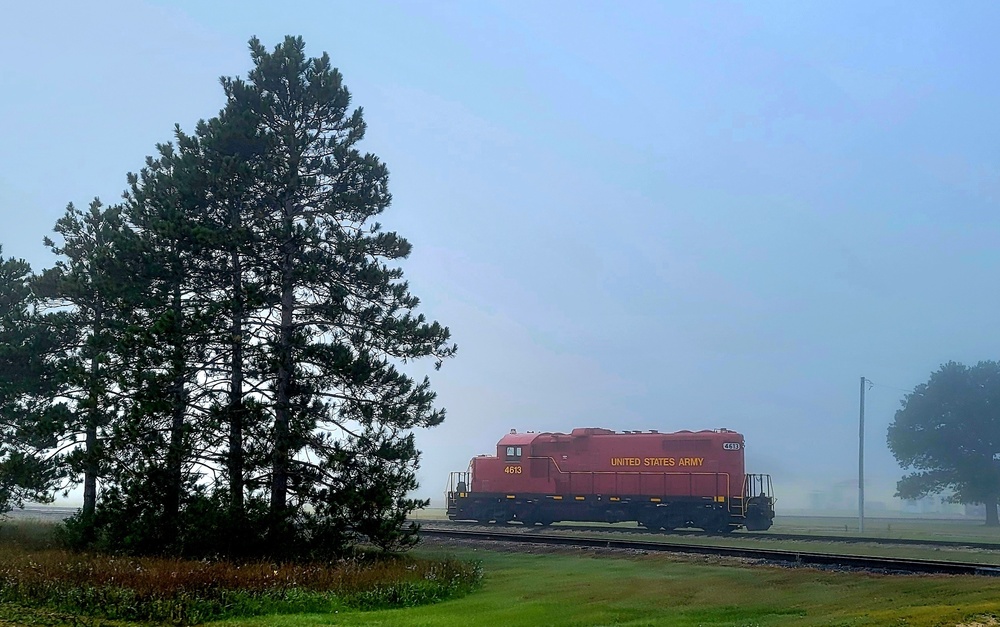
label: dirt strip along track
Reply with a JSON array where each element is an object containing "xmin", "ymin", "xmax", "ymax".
[
  {"xmin": 421, "ymin": 519, "xmax": 1000, "ymax": 551},
  {"xmin": 419, "ymin": 526, "xmax": 1000, "ymax": 576}
]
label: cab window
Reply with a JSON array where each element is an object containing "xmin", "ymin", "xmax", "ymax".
[{"xmin": 505, "ymin": 446, "xmax": 522, "ymax": 461}]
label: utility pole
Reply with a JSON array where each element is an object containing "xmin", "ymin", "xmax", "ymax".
[{"xmin": 859, "ymin": 376, "xmax": 866, "ymax": 534}]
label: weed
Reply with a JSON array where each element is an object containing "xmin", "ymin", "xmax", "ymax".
[{"xmin": 0, "ymin": 537, "xmax": 483, "ymax": 625}]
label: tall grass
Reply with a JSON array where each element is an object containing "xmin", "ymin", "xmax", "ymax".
[
  {"xmin": 0, "ymin": 521, "xmax": 482, "ymax": 626},
  {"xmin": 0, "ymin": 519, "xmax": 62, "ymax": 550}
]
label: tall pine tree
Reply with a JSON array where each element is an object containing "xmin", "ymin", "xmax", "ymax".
[
  {"xmin": 35, "ymin": 201, "xmax": 137, "ymax": 523},
  {"xmin": 0, "ymin": 247, "xmax": 65, "ymax": 516},
  {"xmin": 221, "ymin": 36, "xmax": 456, "ymax": 548},
  {"xmin": 181, "ymin": 108, "xmax": 272, "ymax": 532},
  {"xmin": 28, "ymin": 36, "xmax": 454, "ymax": 557},
  {"xmin": 114, "ymin": 141, "xmax": 216, "ymax": 551}
]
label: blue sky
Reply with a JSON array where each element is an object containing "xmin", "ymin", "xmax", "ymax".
[{"xmin": 3, "ymin": 1, "xmax": 1000, "ymax": 509}]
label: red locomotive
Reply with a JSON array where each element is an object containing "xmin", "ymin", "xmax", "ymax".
[{"xmin": 446, "ymin": 427, "xmax": 774, "ymax": 532}]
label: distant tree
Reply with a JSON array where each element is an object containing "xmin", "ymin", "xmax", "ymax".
[
  {"xmin": 0, "ymin": 248, "xmax": 65, "ymax": 516},
  {"xmin": 887, "ymin": 361, "xmax": 1000, "ymax": 526}
]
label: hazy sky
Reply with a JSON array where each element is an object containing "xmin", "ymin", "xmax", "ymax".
[{"xmin": 3, "ymin": 1, "xmax": 999, "ymax": 509}]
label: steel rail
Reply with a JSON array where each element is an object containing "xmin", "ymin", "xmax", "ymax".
[{"xmin": 419, "ymin": 527, "xmax": 1000, "ymax": 576}]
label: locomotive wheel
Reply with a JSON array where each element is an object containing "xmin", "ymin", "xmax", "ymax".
[
  {"xmin": 638, "ymin": 513, "xmax": 669, "ymax": 531},
  {"xmin": 706, "ymin": 521, "xmax": 737, "ymax": 534},
  {"xmin": 520, "ymin": 516, "xmax": 553, "ymax": 527}
]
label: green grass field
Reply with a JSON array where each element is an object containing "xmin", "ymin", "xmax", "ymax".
[
  {"xmin": 5, "ymin": 515, "xmax": 1000, "ymax": 626},
  {"xmin": 207, "ymin": 541, "xmax": 1000, "ymax": 627}
]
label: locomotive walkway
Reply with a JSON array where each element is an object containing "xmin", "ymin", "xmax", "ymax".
[{"xmin": 419, "ymin": 525, "xmax": 1000, "ymax": 577}]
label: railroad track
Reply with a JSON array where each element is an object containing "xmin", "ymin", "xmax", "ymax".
[
  {"xmin": 419, "ymin": 526, "xmax": 1000, "ymax": 577},
  {"xmin": 418, "ymin": 519, "xmax": 1000, "ymax": 551}
]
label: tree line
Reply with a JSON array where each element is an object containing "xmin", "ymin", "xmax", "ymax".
[{"xmin": 0, "ymin": 36, "xmax": 455, "ymax": 557}]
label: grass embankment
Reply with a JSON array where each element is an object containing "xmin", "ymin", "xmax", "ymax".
[
  {"xmin": 415, "ymin": 508, "xmax": 1000, "ymax": 544},
  {"xmin": 773, "ymin": 515, "xmax": 1000, "ymax": 544},
  {"xmin": 0, "ymin": 520, "xmax": 481, "ymax": 626},
  {"xmin": 542, "ymin": 527, "xmax": 1000, "ymax": 565},
  {"xmin": 421, "ymin": 509, "xmax": 1000, "ymax": 565}
]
